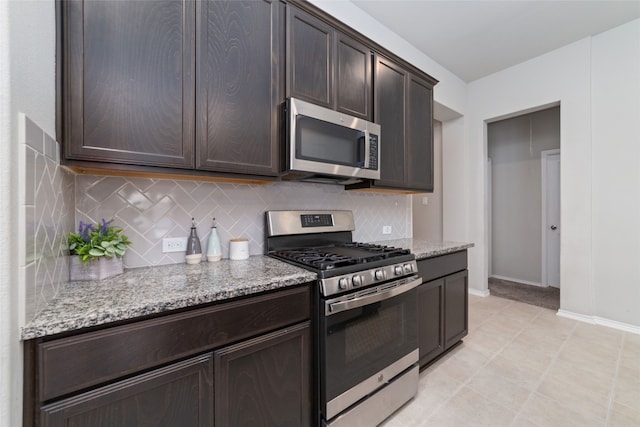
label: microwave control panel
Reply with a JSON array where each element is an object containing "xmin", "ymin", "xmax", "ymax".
[{"xmin": 368, "ymin": 134, "xmax": 379, "ymax": 170}]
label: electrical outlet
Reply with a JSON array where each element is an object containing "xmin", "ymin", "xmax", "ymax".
[
  {"xmin": 422, "ymin": 196, "xmax": 429, "ymax": 205},
  {"xmin": 162, "ymin": 237, "xmax": 187, "ymax": 253},
  {"xmin": 382, "ymin": 225, "xmax": 392, "ymax": 235}
]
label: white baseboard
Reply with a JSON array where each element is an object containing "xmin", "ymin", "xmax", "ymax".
[
  {"xmin": 490, "ymin": 275, "xmax": 546, "ymax": 288},
  {"xmin": 469, "ymin": 288, "xmax": 490, "ymax": 297},
  {"xmin": 557, "ymin": 310, "xmax": 640, "ymax": 335}
]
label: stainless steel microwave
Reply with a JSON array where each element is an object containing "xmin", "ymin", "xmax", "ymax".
[{"xmin": 283, "ymin": 98, "xmax": 381, "ymax": 184}]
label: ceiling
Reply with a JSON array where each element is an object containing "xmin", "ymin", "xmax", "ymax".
[{"xmin": 351, "ymin": 0, "xmax": 640, "ymax": 82}]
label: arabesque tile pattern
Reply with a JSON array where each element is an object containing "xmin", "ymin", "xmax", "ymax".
[{"xmin": 383, "ymin": 295, "xmax": 640, "ymax": 427}]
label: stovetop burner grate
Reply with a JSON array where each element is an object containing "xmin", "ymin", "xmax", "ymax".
[{"xmin": 272, "ymin": 243, "xmax": 411, "ymax": 271}]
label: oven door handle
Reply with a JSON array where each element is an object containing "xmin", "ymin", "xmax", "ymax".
[{"xmin": 326, "ymin": 277, "xmax": 421, "ymax": 316}]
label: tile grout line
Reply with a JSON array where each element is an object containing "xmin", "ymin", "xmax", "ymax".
[
  {"xmin": 426, "ymin": 300, "xmax": 544, "ymax": 425},
  {"xmin": 508, "ymin": 310, "xmax": 579, "ymax": 427},
  {"xmin": 421, "ymin": 299, "xmax": 513, "ymax": 423},
  {"xmin": 603, "ymin": 332, "xmax": 626, "ymax": 426}
]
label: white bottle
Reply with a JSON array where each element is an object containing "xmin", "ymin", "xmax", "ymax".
[{"xmin": 206, "ymin": 217, "xmax": 222, "ymax": 262}]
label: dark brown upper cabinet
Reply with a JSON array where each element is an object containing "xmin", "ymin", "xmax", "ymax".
[
  {"xmin": 348, "ymin": 54, "xmax": 434, "ymax": 193},
  {"xmin": 373, "ymin": 56, "xmax": 408, "ymax": 188},
  {"xmin": 286, "ymin": 6, "xmax": 372, "ymax": 120},
  {"xmin": 196, "ymin": 0, "xmax": 283, "ymax": 176},
  {"xmin": 61, "ymin": 0, "xmax": 196, "ymax": 169},
  {"xmin": 335, "ymin": 33, "xmax": 373, "ymax": 120},
  {"xmin": 59, "ymin": 0, "xmax": 282, "ymax": 178},
  {"xmin": 407, "ymin": 73, "xmax": 434, "ymax": 191},
  {"xmin": 58, "ymin": 0, "xmax": 435, "ymax": 183}
]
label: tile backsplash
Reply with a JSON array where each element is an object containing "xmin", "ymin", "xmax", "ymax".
[
  {"xmin": 20, "ymin": 115, "xmax": 75, "ymax": 324},
  {"xmin": 75, "ymin": 176, "xmax": 412, "ymax": 268},
  {"xmin": 20, "ymin": 112, "xmax": 411, "ymax": 324}
]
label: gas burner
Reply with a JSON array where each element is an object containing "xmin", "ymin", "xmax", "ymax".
[
  {"xmin": 273, "ymin": 248, "xmax": 355, "ymax": 270},
  {"xmin": 272, "ymin": 243, "xmax": 411, "ymax": 271},
  {"xmin": 340, "ymin": 242, "xmax": 411, "ymax": 257}
]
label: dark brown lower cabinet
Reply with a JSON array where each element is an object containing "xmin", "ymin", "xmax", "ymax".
[
  {"xmin": 40, "ymin": 354, "xmax": 213, "ymax": 426},
  {"xmin": 417, "ymin": 278, "xmax": 444, "ymax": 366},
  {"xmin": 25, "ymin": 285, "xmax": 312, "ymax": 427},
  {"xmin": 417, "ymin": 251, "xmax": 468, "ymax": 368},
  {"xmin": 214, "ymin": 322, "xmax": 311, "ymax": 427},
  {"xmin": 444, "ymin": 271, "xmax": 469, "ymax": 349}
]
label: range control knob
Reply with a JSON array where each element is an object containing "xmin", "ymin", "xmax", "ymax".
[
  {"xmin": 338, "ymin": 277, "xmax": 349, "ymax": 290},
  {"xmin": 394, "ymin": 265, "xmax": 404, "ymax": 276},
  {"xmin": 374, "ymin": 270, "xmax": 385, "ymax": 281},
  {"xmin": 352, "ymin": 275, "xmax": 363, "ymax": 287},
  {"xmin": 403, "ymin": 263, "xmax": 413, "ymax": 274}
]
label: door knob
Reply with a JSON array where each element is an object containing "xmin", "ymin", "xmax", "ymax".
[{"xmin": 550, "ymin": 225, "xmax": 557, "ymax": 230}]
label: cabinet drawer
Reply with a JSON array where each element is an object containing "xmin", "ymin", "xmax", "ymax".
[
  {"xmin": 38, "ymin": 285, "xmax": 310, "ymax": 401},
  {"xmin": 416, "ymin": 251, "xmax": 467, "ymax": 283},
  {"xmin": 41, "ymin": 353, "xmax": 213, "ymax": 427}
]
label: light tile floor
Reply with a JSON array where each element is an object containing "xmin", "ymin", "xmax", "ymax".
[{"xmin": 383, "ymin": 294, "xmax": 640, "ymax": 427}]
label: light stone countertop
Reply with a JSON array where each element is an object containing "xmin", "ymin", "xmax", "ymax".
[
  {"xmin": 21, "ymin": 240, "xmax": 473, "ymax": 340},
  {"xmin": 371, "ymin": 238, "xmax": 474, "ymax": 260},
  {"xmin": 21, "ymin": 256, "xmax": 316, "ymax": 340}
]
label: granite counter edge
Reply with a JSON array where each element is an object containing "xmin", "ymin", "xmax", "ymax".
[
  {"xmin": 21, "ymin": 270, "xmax": 316, "ymax": 341},
  {"xmin": 412, "ymin": 242, "xmax": 475, "ymax": 260}
]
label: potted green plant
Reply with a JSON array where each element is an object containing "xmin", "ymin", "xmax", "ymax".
[{"xmin": 67, "ymin": 219, "xmax": 132, "ymax": 281}]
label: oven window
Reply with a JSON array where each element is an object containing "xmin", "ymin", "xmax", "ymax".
[
  {"xmin": 321, "ymin": 288, "xmax": 418, "ymax": 403},
  {"xmin": 296, "ymin": 116, "xmax": 365, "ymax": 167},
  {"xmin": 344, "ymin": 303, "xmax": 400, "ymax": 364}
]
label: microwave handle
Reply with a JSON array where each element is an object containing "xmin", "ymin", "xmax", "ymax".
[
  {"xmin": 326, "ymin": 277, "xmax": 421, "ymax": 316},
  {"xmin": 361, "ymin": 132, "xmax": 370, "ymax": 169}
]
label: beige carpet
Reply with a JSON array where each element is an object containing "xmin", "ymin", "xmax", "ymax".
[{"xmin": 488, "ymin": 277, "xmax": 560, "ymax": 310}]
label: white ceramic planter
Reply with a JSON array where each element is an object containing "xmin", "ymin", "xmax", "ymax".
[{"xmin": 69, "ymin": 256, "xmax": 124, "ymax": 281}]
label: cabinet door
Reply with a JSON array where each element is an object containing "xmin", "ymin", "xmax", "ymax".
[
  {"xmin": 214, "ymin": 322, "xmax": 311, "ymax": 427},
  {"xmin": 335, "ymin": 34, "xmax": 372, "ymax": 120},
  {"xmin": 444, "ymin": 270, "xmax": 469, "ymax": 348},
  {"xmin": 407, "ymin": 74, "xmax": 434, "ymax": 191},
  {"xmin": 418, "ymin": 279, "xmax": 444, "ymax": 368},
  {"xmin": 374, "ymin": 55, "xmax": 408, "ymax": 188},
  {"xmin": 196, "ymin": 0, "xmax": 283, "ymax": 176},
  {"xmin": 41, "ymin": 354, "xmax": 213, "ymax": 427},
  {"xmin": 287, "ymin": 7, "xmax": 333, "ymax": 108},
  {"xmin": 63, "ymin": 0, "xmax": 195, "ymax": 168}
]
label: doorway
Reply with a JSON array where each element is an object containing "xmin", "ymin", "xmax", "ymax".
[{"xmin": 487, "ymin": 106, "xmax": 560, "ymax": 309}]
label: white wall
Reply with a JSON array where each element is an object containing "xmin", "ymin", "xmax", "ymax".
[
  {"xmin": 413, "ymin": 121, "xmax": 443, "ymax": 240},
  {"xmin": 465, "ymin": 38, "xmax": 593, "ymax": 314},
  {"xmin": 459, "ymin": 19, "xmax": 640, "ymax": 327},
  {"xmin": 1, "ymin": 1, "xmax": 56, "ymax": 425},
  {"xmin": 488, "ymin": 107, "xmax": 560, "ymax": 284},
  {"xmin": 591, "ymin": 20, "xmax": 640, "ymax": 326},
  {"xmin": 0, "ymin": 3, "xmax": 16, "ymax": 425}
]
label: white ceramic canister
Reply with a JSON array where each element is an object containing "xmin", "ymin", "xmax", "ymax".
[{"xmin": 229, "ymin": 238, "xmax": 249, "ymax": 260}]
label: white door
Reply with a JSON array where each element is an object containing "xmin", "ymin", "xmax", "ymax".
[{"xmin": 542, "ymin": 150, "xmax": 560, "ymax": 287}]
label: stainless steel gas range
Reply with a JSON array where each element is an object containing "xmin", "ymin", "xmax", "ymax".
[{"xmin": 265, "ymin": 210, "xmax": 420, "ymax": 427}]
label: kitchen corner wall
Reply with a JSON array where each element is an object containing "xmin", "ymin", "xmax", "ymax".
[
  {"xmin": 75, "ymin": 176, "xmax": 411, "ymax": 268},
  {"xmin": 20, "ymin": 115, "xmax": 75, "ymax": 324}
]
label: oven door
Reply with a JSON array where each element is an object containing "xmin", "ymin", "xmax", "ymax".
[{"xmin": 320, "ymin": 275, "xmax": 420, "ymax": 421}]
